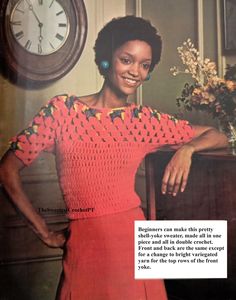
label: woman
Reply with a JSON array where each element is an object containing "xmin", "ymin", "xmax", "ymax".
[{"xmin": 0, "ymin": 16, "xmax": 228, "ymax": 299}]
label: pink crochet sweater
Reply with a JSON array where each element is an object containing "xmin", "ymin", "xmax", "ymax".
[{"xmin": 10, "ymin": 95, "xmax": 195, "ymax": 219}]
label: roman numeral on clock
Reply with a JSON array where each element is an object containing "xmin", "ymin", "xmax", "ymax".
[
  {"xmin": 49, "ymin": 42, "xmax": 55, "ymax": 49},
  {"xmin": 38, "ymin": 0, "xmax": 43, "ymax": 5},
  {"xmin": 25, "ymin": 40, "xmax": 32, "ymax": 50},
  {"xmin": 55, "ymin": 33, "xmax": 64, "ymax": 41},
  {"xmin": 10, "ymin": 21, "xmax": 22, "ymax": 26},
  {"xmin": 16, "ymin": 8, "xmax": 24, "ymax": 14},
  {"xmin": 56, "ymin": 11, "xmax": 64, "ymax": 16},
  {"xmin": 38, "ymin": 44, "xmax": 42, "ymax": 54},
  {"xmin": 15, "ymin": 31, "xmax": 24, "ymax": 40},
  {"xmin": 49, "ymin": 0, "xmax": 55, "ymax": 8}
]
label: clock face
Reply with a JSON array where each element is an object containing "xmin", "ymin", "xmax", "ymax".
[
  {"xmin": 9, "ymin": 0, "xmax": 70, "ymax": 55},
  {"xmin": 0, "ymin": 0, "xmax": 87, "ymax": 84}
]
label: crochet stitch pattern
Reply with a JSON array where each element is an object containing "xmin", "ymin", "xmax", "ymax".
[{"xmin": 9, "ymin": 95, "xmax": 195, "ymax": 219}]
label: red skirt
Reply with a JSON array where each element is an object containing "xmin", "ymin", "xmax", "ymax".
[{"xmin": 56, "ymin": 207, "xmax": 167, "ymax": 300}]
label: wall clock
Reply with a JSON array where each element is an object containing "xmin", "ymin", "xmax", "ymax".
[{"xmin": 0, "ymin": 0, "xmax": 87, "ymax": 84}]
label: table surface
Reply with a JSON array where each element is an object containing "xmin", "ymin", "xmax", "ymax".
[{"xmin": 150, "ymin": 146, "xmax": 236, "ymax": 160}]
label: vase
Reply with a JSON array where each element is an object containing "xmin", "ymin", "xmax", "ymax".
[{"xmin": 218, "ymin": 120, "xmax": 236, "ymax": 149}]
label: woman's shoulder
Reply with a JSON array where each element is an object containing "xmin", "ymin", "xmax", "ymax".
[
  {"xmin": 51, "ymin": 94, "xmax": 99, "ymax": 110},
  {"xmin": 44, "ymin": 94, "xmax": 86, "ymax": 113},
  {"xmin": 132, "ymin": 104, "xmax": 190, "ymax": 125},
  {"xmin": 132, "ymin": 103, "xmax": 163, "ymax": 118},
  {"xmin": 47, "ymin": 94, "xmax": 76, "ymax": 106}
]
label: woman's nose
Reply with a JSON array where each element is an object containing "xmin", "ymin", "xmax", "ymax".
[{"xmin": 128, "ymin": 63, "xmax": 139, "ymax": 76}]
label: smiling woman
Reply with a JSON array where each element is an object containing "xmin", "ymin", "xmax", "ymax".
[
  {"xmin": 107, "ymin": 40, "xmax": 152, "ymax": 95},
  {"xmin": 0, "ymin": 15, "xmax": 228, "ymax": 300}
]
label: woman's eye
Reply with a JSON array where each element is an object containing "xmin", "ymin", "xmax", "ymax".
[
  {"xmin": 143, "ymin": 63, "xmax": 150, "ymax": 70},
  {"xmin": 120, "ymin": 57, "xmax": 131, "ymax": 64}
]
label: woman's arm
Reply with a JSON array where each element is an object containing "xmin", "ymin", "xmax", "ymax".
[
  {"xmin": 161, "ymin": 125, "xmax": 228, "ymax": 196},
  {"xmin": 0, "ymin": 150, "xmax": 66, "ymax": 248}
]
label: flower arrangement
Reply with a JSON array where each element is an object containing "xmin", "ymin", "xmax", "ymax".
[{"xmin": 170, "ymin": 39, "xmax": 236, "ymax": 143}]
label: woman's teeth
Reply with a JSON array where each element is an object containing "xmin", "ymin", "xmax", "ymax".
[{"xmin": 124, "ymin": 77, "xmax": 138, "ymax": 84}]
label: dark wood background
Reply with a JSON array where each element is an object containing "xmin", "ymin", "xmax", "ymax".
[{"xmin": 145, "ymin": 148, "xmax": 236, "ymax": 300}]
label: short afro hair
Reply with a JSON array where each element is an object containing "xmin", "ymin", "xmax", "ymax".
[{"xmin": 94, "ymin": 15, "xmax": 162, "ymax": 76}]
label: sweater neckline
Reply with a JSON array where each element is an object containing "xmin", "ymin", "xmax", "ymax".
[{"xmin": 75, "ymin": 97, "xmax": 135, "ymax": 111}]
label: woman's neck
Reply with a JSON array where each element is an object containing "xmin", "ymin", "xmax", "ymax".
[{"xmin": 94, "ymin": 81, "xmax": 128, "ymax": 108}]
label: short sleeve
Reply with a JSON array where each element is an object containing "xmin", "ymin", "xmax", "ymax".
[
  {"xmin": 142, "ymin": 106, "xmax": 196, "ymax": 152},
  {"xmin": 9, "ymin": 95, "xmax": 67, "ymax": 166}
]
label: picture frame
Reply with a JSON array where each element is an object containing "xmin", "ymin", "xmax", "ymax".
[{"xmin": 223, "ymin": 0, "xmax": 236, "ymax": 53}]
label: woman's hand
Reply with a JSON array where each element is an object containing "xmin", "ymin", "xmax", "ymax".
[
  {"xmin": 41, "ymin": 227, "xmax": 69, "ymax": 249},
  {"xmin": 0, "ymin": 151, "xmax": 70, "ymax": 249},
  {"xmin": 161, "ymin": 125, "xmax": 229, "ymax": 196},
  {"xmin": 161, "ymin": 144, "xmax": 194, "ymax": 196}
]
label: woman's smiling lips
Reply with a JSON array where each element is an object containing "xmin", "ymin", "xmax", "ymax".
[{"xmin": 122, "ymin": 76, "xmax": 140, "ymax": 86}]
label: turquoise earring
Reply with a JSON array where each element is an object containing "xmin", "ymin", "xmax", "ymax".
[
  {"xmin": 100, "ymin": 60, "xmax": 110, "ymax": 70},
  {"xmin": 145, "ymin": 73, "xmax": 151, "ymax": 81}
]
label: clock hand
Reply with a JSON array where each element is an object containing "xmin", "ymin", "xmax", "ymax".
[
  {"xmin": 24, "ymin": 0, "xmax": 42, "ymax": 25},
  {"xmin": 39, "ymin": 22, "xmax": 43, "ymax": 42},
  {"xmin": 38, "ymin": 22, "xmax": 43, "ymax": 54}
]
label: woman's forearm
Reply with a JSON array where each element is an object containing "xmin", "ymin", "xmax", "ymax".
[{"xmin": 186, "ymin": 126, "xmax": 229, "ymax": 154}]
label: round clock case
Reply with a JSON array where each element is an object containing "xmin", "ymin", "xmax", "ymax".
[{"xmin": 0, "ymin": 0, "xmax": 87, "ymax": 84}]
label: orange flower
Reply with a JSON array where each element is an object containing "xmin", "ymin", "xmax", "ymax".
[
  {"xmin": 225, "ymin": 80, "xmax": 236, "ymax": 92},
  {"xmin": 191, "ymin": 88, "xmax": 216, "ymax": 105},
  {"xmin": 192, "ymin": 87, "xmax": 203, "ymax": 95},
  {"xmin": 208, "ymin": 77, "xmax": 225, "ymax": 87},
  {"xmin": 202, "ymin": 92, "xmax": 215, "ymax": 103}
]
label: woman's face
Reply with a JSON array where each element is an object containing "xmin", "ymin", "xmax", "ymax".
[{"xmin": 107, "ymin": 40, "xmax": 152, "ymax": 96}]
